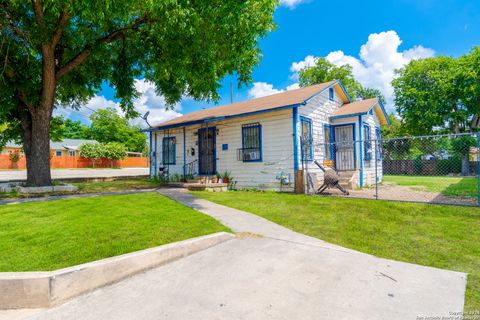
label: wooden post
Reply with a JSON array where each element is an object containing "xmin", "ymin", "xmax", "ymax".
[{"xmin": 295, "ymin": 169, "xmax": 305, "ymax": 194}]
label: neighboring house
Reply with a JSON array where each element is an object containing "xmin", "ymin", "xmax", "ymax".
[
  {"xmin": 50, "ymin": 139, "xmax": 98, "ymax": 157},
  {"xmin": 2, "ymin": 139, "xmax": 99, "ymax": 157},
  {"xmin": 0, "ymin": 142, "xmax": 22, "ymax": 155},
  {"xmin": 144, "ymin": 80, "xmax": 390, "ymax": 191}
]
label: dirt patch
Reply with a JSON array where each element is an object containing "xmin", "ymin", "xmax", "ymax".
[{"xmin": 318, "ymin": 183, "xmax": 477, "ymax": 206}]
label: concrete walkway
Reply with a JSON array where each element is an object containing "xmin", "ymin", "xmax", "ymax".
[
  {"xmin": 0, "ymin": 168, "xmax": 148, "ymax": 182},
  {"xmin": 4, "ymin": 189, "xmax": 466, "ymax": 320}
]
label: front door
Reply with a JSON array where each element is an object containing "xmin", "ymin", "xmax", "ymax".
[
  {"xmin": 198, "ymin": 127, "xmax": 216, "ymax": 175},
  {"xmin": 334, "ymin": 125, "xmax": 355, "ymax": 171}
]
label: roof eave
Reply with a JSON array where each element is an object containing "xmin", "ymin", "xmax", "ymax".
[
  {"xmin": 303, "ymin": 80, "xmax": 351, "ymax": 105},
  {"xmin": 143, "ymin": 103, "xmax": 302, "ymax": 132}
]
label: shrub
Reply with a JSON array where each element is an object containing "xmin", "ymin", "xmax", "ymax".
[
  {"xmin": 103, "ymin": 142, "xmax": 127, "ymax": 167},
  {"xmin": 79, "ymin": 143, "xmax": 103, "ymax": 167}
]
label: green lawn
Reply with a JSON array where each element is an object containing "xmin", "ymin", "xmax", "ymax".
[
  {"xmin": 193, "ymin": 191, "xmax": 480, "ymax": 311},
  {"xmin": 383, "ymin": 175, "xmax": 478, "ymax": 198},
  {"xmin": 0, "ymin": 192, "xmax": 229, "ymax": 271}
]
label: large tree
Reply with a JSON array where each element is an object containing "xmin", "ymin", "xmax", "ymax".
[
  {"xmin": 0, "ymin": 0, "xmax": 276, "ymax": 186},
  {"xmin": 298, "ymin": 57, "xmax": 382, "ymax": 101},
  {"xmin": 392, "ymin": 56, "xmax": 470, "ymax": 135},
  {"xmin": 392, "ymin": 51, "xmax": 479, "ymax": 175},
  {"xmin": 89, "ymin": 108, "xmax": 146, "ymax": 153}
]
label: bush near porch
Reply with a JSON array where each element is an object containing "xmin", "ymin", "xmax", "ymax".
[
  {"xmin": 193, "ymin": 191, "xmax": 480, "ymax": 311},
  {"xmin": 0, "ymin": 193, "xmax": 230, "ymax": 271}
]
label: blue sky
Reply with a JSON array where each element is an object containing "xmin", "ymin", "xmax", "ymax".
[{"xmin": 60, "ymin": 0, "xmax": 480, "ymax": 127}]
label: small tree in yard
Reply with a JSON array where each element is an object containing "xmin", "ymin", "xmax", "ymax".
[
  {"xmin": 0, "ymin": 1, "xmax": 276, "ymax": 186},
  {"xmin": 79, "ymin": 143, "xmax": 102, "ymax": 168},
  {"xmin": 450, "ymin": 136, "xmax": 476, "ymax": 176},
  {"xmin": 103, "ymin": 142, "xmax": 127, "ymax": 168}
]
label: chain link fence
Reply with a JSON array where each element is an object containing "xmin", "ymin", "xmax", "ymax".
[{"xmin": 304, "ymin": 133, "xmax": 480, "ymax": 206}]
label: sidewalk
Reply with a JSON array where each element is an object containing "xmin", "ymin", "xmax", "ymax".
[{"xmin": 0, "ymin": 168, "xmax": 148, "ymax": 182}]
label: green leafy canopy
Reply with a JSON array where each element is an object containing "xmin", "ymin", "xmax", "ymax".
[
  {"xmin": 392, "ymin": 48, "xmax": 480, "ymax": 135},
  {"xmin": 298, "ymin": 57, "xmax": 386, "ymax": 103},
  {"xmin": 0, "ymin": 0, "xmax": 277, "ymax": 137}
]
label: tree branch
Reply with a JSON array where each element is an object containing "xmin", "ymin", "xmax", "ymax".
[
  {"xmin": 1, "ymin": 3, "xmax": 30, "ymax": 42},
  {"xmin": 51, "ymin": 10, "xmax": 70, "ymax": 48},
  {"xmin": 31, "ymin": 0, "xmax": 45, "ymax": 28},
  {"xmin": 56, "ymin": 18, "xmax": 147, "ymax": 80}
]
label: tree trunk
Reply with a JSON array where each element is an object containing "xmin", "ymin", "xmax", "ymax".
[
  {"xmin": 19, "ymin": 45, "xmax": 57, "ymax": 187},
  {"xmin": 21, "ymin": 109, "xmax": 53, "ymax": 186},
  {"xmin": 461, "ymin": 155, "xmax": 470, "ymax": 176}
]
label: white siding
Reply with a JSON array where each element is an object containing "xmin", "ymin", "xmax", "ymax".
[
  {"xmin": 360, "ymin": 112, "xmax": 383, "ymax": 186},
  {"xmin": 297, "ymin": 86, "xmax": 385, "ymax": 188},
  {"xmin": 298, "ymin": 87, "xmax": 344, "ymax": 185},
  {"xmin": 152, "ymin": 109, "xmax": 294, "ymax": 190}
]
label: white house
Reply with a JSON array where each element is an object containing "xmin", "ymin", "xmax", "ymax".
[{"xmin": 144, "ymin": 80, "xmax": 390, "ymax": 191}]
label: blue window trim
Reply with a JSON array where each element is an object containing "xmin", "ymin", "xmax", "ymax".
[
  {"xmin": 358, "ymin": 116, "xmax": 363, "ymax": 187},
  {"xmin": 329, "ymin": 87, "xmax": 334, "ymax": 101},
  {"xmin": 300, "ymin": 116, "xmax": 313, "ymax": 161},
  {"xmin": 183, "ymin": 128, "xmax": 186, "ymax": 177},
  {"xmin": 154, "ymin": 132, "xmax": 158, "ymax": 175},
  {"xmin": 149, "ymin": 131, "xmax": 153, "ymax": 178},
  {"xmin": 375, "ymin": 126, "xmax": 382, "ymax": 161},
  {"xmin": 323, "ymin": 123, "xmax": 334, "ymax": 160},
  {"xmin": 363, "ymin": 123, "xmax": 372, "ymax": 161},
  {"xmin": 162, "ymin": 136, "xmax": 176, "ymax": 165},
  {"xmin": 241, "ymin": 123, "xmax": 262, "ymax": 162}
]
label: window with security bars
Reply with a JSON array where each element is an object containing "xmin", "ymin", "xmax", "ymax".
[
  {"xmin": 301, "ymin": 116, "xmax": 313, "ymax": 161},
  {"xmin": 375, "ymin": 127, "xmax": 382, "ymax": 160},
  {"xmin": 162, "ymin": 137, "xmax": 176, "ymax": 165},
  {"xmin": 363, "ymin": 124, "xmax": 372, "ymax": 161},
  {"xmin": 238, "ymin": 123, "xmax": 262, "ymax": 162},
  {"xmin": 324, "ymin": 124, "xmax": 333, "ymax": 160}
]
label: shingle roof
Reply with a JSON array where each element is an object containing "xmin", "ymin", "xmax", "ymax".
[
  {"xmin": 332, "ymin": 98, "xmax": 378, "ymax": 118},
  {"xmin": 331, "ymin": 97, "xmax": 389, "ymax": 125},
  {"xmin": 50, "ymin": 139, "xmax": 98, "ymax": 150},
  {"xmin": 152, "ymin": 81, "xmax": 342, "ymax": 129}
]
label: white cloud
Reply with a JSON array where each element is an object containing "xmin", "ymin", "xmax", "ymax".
[
  {"xmin": 280, "ymin": 0, "xmax": 305, "ymax": 9},
  {"xmin": 290, "ymin": 55, "xmax": 316, "ymax": 80},
  {"xmin": 247, "ymin": 81, "xmax": 300, "ymax": 99},
  {"xmin": 55, "ymin": 79, "xmax": 183, "ymax": 128},
  {"xmin": 290, "ymin": 31, "xmax": 435, "ymax": 108},
  {"xmin": 248, "ymin": 82, "xmax": 284, "ymax": 99},
  {"xmin": 286, "ymin": 83, "xmax": 300, "ymax": 91},
  {"xmin": 131, "ymin": 79, "xmax": 182, "ymax": 127}
]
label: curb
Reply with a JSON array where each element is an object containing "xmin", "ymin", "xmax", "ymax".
[{"xmin": 0, "ymin": 232, "xmax": 234, "ymax": 309}]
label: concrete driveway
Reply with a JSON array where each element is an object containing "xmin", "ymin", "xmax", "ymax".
[
  {"xmin": 5, "ymin": 189, "xmax": 466, "ymax": 320},
  {"xmin": 0, "ymin": 168, "xmax": 148, "ymax": 182}
]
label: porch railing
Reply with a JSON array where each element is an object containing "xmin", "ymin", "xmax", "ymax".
[{"xmin": 183, "ymin": 159, "xmax": 198, "ymax": 177}]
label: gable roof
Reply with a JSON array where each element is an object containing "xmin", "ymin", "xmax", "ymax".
[
  {"xmin": 331, "ymin": 98, "xmax": 390, "ymax": 125},
  {"xmin": 50, "ymin": 139, "xmax": 98, "ymax": 151},
  {"xmin": 148, "ymin": 80, "xmax": 350, "ymax": 131}
]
